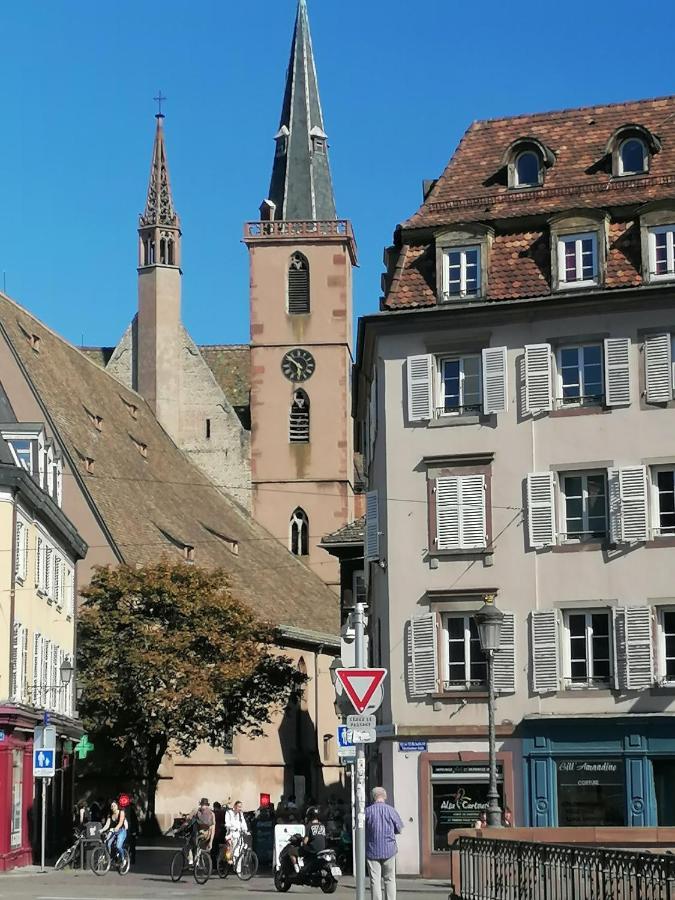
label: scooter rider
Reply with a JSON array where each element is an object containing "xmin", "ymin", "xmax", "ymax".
[{"xmin": 290, "ymin": 807, "xmax": 326, "ymax": 873}]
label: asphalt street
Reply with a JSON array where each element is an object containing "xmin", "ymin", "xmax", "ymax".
[{"xmin": 0, "ymin": 848, "xmax": 451, "ymax": 900}]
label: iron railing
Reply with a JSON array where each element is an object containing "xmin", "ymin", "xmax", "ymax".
[{"xmin": 456, "ymin": 836, "xmax": 675, "ymax": 900}]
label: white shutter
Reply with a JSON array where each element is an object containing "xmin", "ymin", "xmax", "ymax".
[
  {"xmin": 435, "ymin": 476, "xmax": 460, "ymax": 550},
  {"xmin": 41, "ymin": 638, "xmax": 49, "ymax": 708},
  {"xmin": 35, "ymin": 536, "xmax": 42, "ymax": 589},
  {"xmin": 407, "ymin": 354, "xmax": 434, "ymax": 422},
  {"xmin": 604, "ymin": 338, "xmax": 631, "ymax": 406},
  {"xmin": 531, "ymin": 609, "xmax": 560, "ymax": 694},
  {"xmin": 32, "ymin": 633, "xmax": 40, "ymax": 706},
  {"xmin": 14, "ymin": 521, "xmax": 22, "ymax": 579},
  {"xmin": 645, "ymin": 334, "xmax": 672, "ymax": 403},
  {"xmin": 524, "ymin": 344, "xmax": 552, "ymax": 413},
  {"xmin": 20, "ymin": 627, "xmax": 28, "ymax": 703},
  {"xmin": 10, "ymin": 622, "xmax": 20, "ymax": 701},
  {"xmin": 406, "ymin": 613, "xmax": 438, "ymax": 697},
  {"xmin": 365, "ymin": 490, "xmax": 379, "ymax": 561},
  {"xmin": 526, "ymin": 472, "xmax": 557, "ymax": 549},
  {"xmin": 459, "ymin": 476, "xmax": 487, "ymax": 549},
  {"xmin": 493, "ymin": 612, "xmax": 516, "ymax": 694},
  {"xmin": 612, "ymin": 608, "xmax": 627, "ymax": 691},
  {"xmin": 624, "ymin": 606, "xmax": 654, "ymax": 691},
  {"xmin": 611, "ymin": 466, "xmax": 648, "ymax": 543},
  {"xmin": 482, "ymin": 346, "xmax": 508, "ymax": 414}
]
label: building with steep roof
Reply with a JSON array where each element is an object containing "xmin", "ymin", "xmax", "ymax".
[{"xmin": 355, "ymin": 95, "xmax": 675, "ymax": 875}]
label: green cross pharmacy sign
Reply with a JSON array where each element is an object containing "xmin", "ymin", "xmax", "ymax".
[{"xmin": 74, "ymin": 735, "xmax": 95, "ymax": 760}]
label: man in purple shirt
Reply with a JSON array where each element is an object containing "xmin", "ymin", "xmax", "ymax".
[{"xmin": 365, "ymin": 787, "xmax": 404, "ymax": 900}]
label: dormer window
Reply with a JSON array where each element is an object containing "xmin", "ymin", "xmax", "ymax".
[
  {"xmin": 504, "ymin": 138, "xmax": 554, "ymax": 190},
  {"xmin": 619, "ymin": 138, "xmax": 648, "ymax": 176},
  {"xmin": 549, "ymin": 212, "xmax": 607, "ymax": 292},
  {"xmin": 445, "ymin": 246, "xmax": 480, "ymax": 298},
  {"xmin": 607, "ymin": 125, "xmax": 660, "ymax": 177},
  {"xmin": 310, "ymin": 127, "xmax": 327, "ymax": 155},
  {"xmin": 275, "ymin": 126, "xmax": 289, "ymax": 158},
  {"xmin": 558, "ymin": 233, "xmax": 598, "ymax": 287},
  {"xmin": 515, "ymin": 151, "xmax": 542, "ymax": 188},
  {"xmin": 436, "ymin": 226, "xmax": 492, "ymax": 302}
]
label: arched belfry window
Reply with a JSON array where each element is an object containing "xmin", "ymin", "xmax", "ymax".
[
  {"xmin": 289, "ymin": 389, "xmax": 310, "ymax": 443},
  {"xmin": 288, "ymin": 253, "xmax": 310, "ymax": 315},
  {"xmin": 290, "ymin": 508, "xmax": 309, "ymax": 557}
]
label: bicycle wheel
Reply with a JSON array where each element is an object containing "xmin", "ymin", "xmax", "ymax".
[
  {"xmin": 237, "ymin": 848, "xmax": 259, "ymax": 881},
  {"xmin": 91, "ymin": 845, "xmax": 111, "ymax": 876},
  {"xmin": 170, "ymin": 850, "xmax": 185, "ymax": 882},
  {"xmin": 55, "ymin": 845, "xmax": 75, "ymax": 870},
  {"xmin": 118, "ymin": 848, "xmax": 131, "ymax": 875},
  {"xmin": 217, "ymin": 852, "xmax": 230, "ymax": 879},
  {"xmin": 194, "ymin": 849, "xmax": 212, "ymax": 885}
]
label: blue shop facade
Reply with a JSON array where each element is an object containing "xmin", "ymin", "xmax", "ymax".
[{"xmin": 522, "ymin": 717, "xmax": 675, "ymax": 828}]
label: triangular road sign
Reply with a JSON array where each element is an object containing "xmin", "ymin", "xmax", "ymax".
[{"xmin": 335, "ymin": 668, "xmax": 387, "ymax": 714}]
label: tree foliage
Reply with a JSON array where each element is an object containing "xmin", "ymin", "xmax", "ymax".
[{"xmin": 77, "ymin": 561, "xmax": 305, "ymax": 816}]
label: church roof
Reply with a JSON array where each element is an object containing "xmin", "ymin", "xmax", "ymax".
[
  {"xmin": 266, "ymin": 0, "xmax": 337, "ymax": 221},
  {"xmin": 198, "ymin": 345, "xmax": 250, "ymax": 410},
  {"xmin": 0, "ymin": 293, "xmax": 338, "ymax": 636}
]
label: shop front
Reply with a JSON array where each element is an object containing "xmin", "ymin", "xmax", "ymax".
[
  {"xmin": 523, "ymin": 717, "xmax": 675, "ymax": 828},
  {"xmin": 0, "ymin": 708, "xmax": 36, "ymax": 871}
]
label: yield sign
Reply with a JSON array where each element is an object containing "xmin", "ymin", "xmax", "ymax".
[{"xmin": 335, "ymin": 668, "xmax": 387, "ymax": 714}]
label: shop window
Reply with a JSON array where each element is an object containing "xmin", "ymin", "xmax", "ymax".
[
  {"xmin": 11, "ymin": 749, "xmax": 22, "ymax": 847},
  {"xmin": 556, "ymin": 758, "xmax": 625, "ymax": 827},
  {"xmin": 430, "ymin": 762, "xmax": 504, "ymax": 848},
  {"xmin": 653, "ymin": 759, "xmax": 675, "ymax": 826},
  {"xmin": 442, "ymin": 615, "xmax": 487, "ymax": 690},
  {"xmin": 563, "ymin": 610, "xmax": 611, "ymax": 688}
]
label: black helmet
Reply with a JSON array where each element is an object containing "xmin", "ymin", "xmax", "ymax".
[{"xmin": 306, "ymin": 807, "xmax": 320, "ymax": 822}]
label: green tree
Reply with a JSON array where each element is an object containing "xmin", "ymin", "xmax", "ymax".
[{"xmin": 77, "ymin": 561, "xmax": 305, "ymax": 828}]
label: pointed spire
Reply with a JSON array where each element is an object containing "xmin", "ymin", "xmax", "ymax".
[
  {"xmin": 266, "ymin": 0, "xmax": 337, "ymax": 221},
  {"xmin": 140, "ymin": 113, "xmax": 180, "ymax": 229}
]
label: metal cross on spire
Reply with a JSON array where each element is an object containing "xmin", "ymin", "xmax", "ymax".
[{"xmin": 154, "ymin": 90, "xmax": 167, "ymax": 118}]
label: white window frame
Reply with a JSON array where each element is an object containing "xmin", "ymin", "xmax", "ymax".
[
  {"xmin": 437, "ymin": 354, "xmax": 482, "ymax": 417},
  {"xmin": 659, "ymin": 607, "xmax": 675, "ymax": 686},
  {"xmin": 442, "ymin": 245, "xmax": 481, "ymax": 299},
  {"xmin": 618, "ymin": 138, "xmax": 648, "ymax": 176},
  {"xmin": 557, "ymin": 231, "xmax": 598, "ymax": 288},
  {"xmin": 650, "ymin": 465, "xmax": 675, "ymax": 539},
  {"xmin": 514, "ymin": 150, "xmax": 542, "ymax": 188},
  {"xmin": 563, "ymin": 609, "xmax": 613, "ymax": 689},
  {"xmin": 648, "ymin": 225, "xmax": 675, "ymax": 280},
  {"xmin": 559, "ymin": 470, "xmax": 608, "ymax": 543},
  {"xmin": 441, "ymin": 613, "xmax": 487, "ymax": 691},
  {"xmin": 555, "ymin": 343, "xmax": 604, "ymax": 407}
]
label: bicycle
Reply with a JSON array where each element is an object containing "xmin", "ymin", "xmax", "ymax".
[
  {"xmin": 91, "ymin": 832, "xmax": 131, "ymax": 876},
  {"xmin": 217, "ymin": 830, "xmax": 259, "ymax": 881},
  {"xmin": 55, "ymin": 830, "xmax": 88, "ymax": 870},
  {"xmin": 170, "ymin": 820, "xmax": 212, "ymax": 885}
]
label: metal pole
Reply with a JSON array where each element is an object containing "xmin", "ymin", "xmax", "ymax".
[
  {"xmin": 486, "ymin": 649, "xmax": 502, "ymax": 828},
  {"xmin": 353, "ymin": 601, "xmax": 367, "ymax": 900},
  {"xmin": 40, "ymin": 778, "xmax": 46, "ymax": 872}
]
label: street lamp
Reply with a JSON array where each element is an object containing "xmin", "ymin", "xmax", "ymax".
[
  {"xmin": 474, "ymin": 594, "xmax": 504, "ymax": 828},
  {"xmin": 59, "ymin": 656, "xmax": 74, "ymax": 686}
]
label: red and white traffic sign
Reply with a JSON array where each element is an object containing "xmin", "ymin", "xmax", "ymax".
[{"xmin": 335, "ymin": 668, "xmax": 387, "ymax": 714}]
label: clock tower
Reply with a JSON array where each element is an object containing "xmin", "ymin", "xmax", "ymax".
[{"xmin": 244, "ymin": 0, "xmax": 357, "ymax": 591}]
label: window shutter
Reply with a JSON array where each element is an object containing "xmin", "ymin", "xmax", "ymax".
[
  {"xmin": 406, "ymin": 613, "xmax": 438, "ymax": 697},
  {"xmin": 526, "ymin": 472, "xmax": 557, "ymax": 549},
  {"xmin": 493, "ymin": 612, "xmax": 516, "ymax": 694},
  {"xmin": 41, "ymin": 638, "xmax": 49, "ymax": 708},
  {"xmin": 610, "ymin": 466, "xmax": 648, "ymax": 543},
  {"xmin": 406, "ymin": 355, "xmax": 434, "ymax": 422},
  {"xmin": 623, "ymin": 606, "xmax": 654, "ymax": 690},
  {"xmin": 459, "ymin": 475, "xmax": 487, "ymax": 549},
  {"xmin": 365, "ymin": 490, "xmax": 379, "ymax": 561},
  {"xmin": 35, "ymin": 536, "xmax": 42, "ymax": 588},
  {"xmin": 482, "ymin": 346, "xmax": 508, "ymax": 414},
  {"xmin": 20, "ymin": 627, "xmax": 28, "ymax": 703},
  {"xmin": 288, "ymin": 253, "xmax": 310, "ymax": 314},
  {"xmin": 612, "ymin": 607, "xmax": 627, "ymax": 691},
  {"xmin": 32, "ymin": 633, "xmax": 40, "ymax": 705},
  {"xmin": 645, "ymin": 333, "xmax": 672, "ymax": 403},
  {"xmin": 435, "ymin": 476, "xmax": 460, "ymax": 550},
  {"xmin": 604, "ymin": 338, "xmax": 631, "ymax": 406},
  {"xmin": 524, "ymin": 344, "xmax": 552, "ymax": 413},
  {"xmin": 10, "ymin": 622, "xmax": 20, "ymax": 701},
  {"xmin": 531, "ymin": 609, "xmax": 560, "ymax": 694},
  {"xmin": 14, "ymin": 521, "xmax": 22, "ymax": 578}
]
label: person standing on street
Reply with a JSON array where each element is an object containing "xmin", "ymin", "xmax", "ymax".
[{"xmin": 365, "ymin": 787, "xmax": 404, "ymax": 900}]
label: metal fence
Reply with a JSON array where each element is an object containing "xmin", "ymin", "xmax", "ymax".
[{"xmin": 457, "ymin": 836, "xmax": 675, "ymax": 900}]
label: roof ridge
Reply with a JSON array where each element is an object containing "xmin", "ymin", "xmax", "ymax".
[
  {"xmin": 199, "ymin": 343, "xmax": 250, "ymax": 350},
  {"xmin": 471, "ymin": 93, "xmax": 675, "ymax": 127}
]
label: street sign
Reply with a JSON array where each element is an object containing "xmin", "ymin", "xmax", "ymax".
[
  {"xmin": 335, "ymin": 668, "xmax": 387, "ymax": 714},
  {"xmin": 338, "ymin": 746, "xmax": 356, "ymax": 762},
  {"xmin": 347, "ymin": 714, "xmax": 376, "ymax": 730},
  {"xmin": 34, "ymin": 725, "xmax": 56, "ymax": 752},
  {"xmin": 399, "ymin": 741, "xmax": 428, "ymax": 752},
  {"xmin": 337, "ymin": 725, "xmax": 356, "ymax": 762},
  {"xmin": 33, "ymin": 748, "xmax": 55, "ymax": 778}
]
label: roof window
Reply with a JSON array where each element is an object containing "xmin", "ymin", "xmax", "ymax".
[
  {"xmin": 504, "ymin": 138, "xmax": 554, "ymax": 190},
  {"xmin": 619, "ymin": 138, "xmax": 648, "ymax": 176},
  {"xmin": 606, "ymin": 124, "xmax": 660, "ymax": 177}
]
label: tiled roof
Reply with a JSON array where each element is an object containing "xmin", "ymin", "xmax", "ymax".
[
  {"xmin": 384, "ymin": 96, "xmax": 675, "ymax": 310},
  {"xmin": 0, "ymin": 294, "xmax": 338, "ymax": 636},
  {"xmin": 321, "ymin": 516, "xmax": 365, "ymax": 545},
  {"xmin": 198, "ymin": 345, "xmax": 251, "ymax": 410}
]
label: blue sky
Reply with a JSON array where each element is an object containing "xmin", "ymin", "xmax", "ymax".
[{"xmin": 0, "ymin": 0, "xmax": 673, "ymax": 349}]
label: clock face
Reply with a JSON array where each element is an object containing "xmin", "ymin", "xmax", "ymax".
[{"xmin": 281, "ymin": 348, "xmax": 316, "ymax": 382}]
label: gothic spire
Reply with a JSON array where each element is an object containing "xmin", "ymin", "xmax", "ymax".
[
  {"xmin": 140, "ymin": 113, "xmax": 180, "ymax": 230},
  {"xmin": 266, "ymin": 0, "xmax": 337, "ymax": 221}
]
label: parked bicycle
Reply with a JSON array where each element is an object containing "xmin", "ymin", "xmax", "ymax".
[
  {"xmin": 217, "ymin": 830, "xmax": 259, "ymax": 881},
  {"xmin": 170, "ymin": 815, "xmax": 212, "ymax": 885},
  {"xmin": 55, "ymin": 822, "xmax": 105, "ymax": 871}
]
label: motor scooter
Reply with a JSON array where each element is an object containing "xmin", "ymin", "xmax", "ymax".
[{"xmin": 274, "ymin": 833, "xmax": 341, "ymax": 893}]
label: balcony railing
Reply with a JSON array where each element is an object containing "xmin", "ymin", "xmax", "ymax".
[{"xmin": 244, "ymin": 220, "xmax": 353, "ymax": 241}]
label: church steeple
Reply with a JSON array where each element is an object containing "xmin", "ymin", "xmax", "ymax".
[
  {"xmin": 265, "ymin": 0, "xmax": 337, "ymax": 221},
  {"xmin": 138, "ymin": 113, "xmax": 181, "ymax": 268}
]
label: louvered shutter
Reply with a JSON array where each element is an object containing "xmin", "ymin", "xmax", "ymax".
[
  {"xmin": 645, "ymin": 333, "xmax": 672, "ymax": 403},
  {"xmin": 493, "ymin": 612, "xmax": 516, "ymax": 694},
  {"xmin": 482, "ymin": 346, "xmax": 508, "ymax": 414},
  {"xmin": 624, "ymin": 606, "xmax": 654, "ymax": 690},
  {"xmin": 10, "ymin": 622, "xmax": 20, "ymax": 700},
  {"xmin": 32, "ymin": 633, "xmax": 40, "ymax": 705},
  {"xmin": 531, "ymin": 609, "xmax": 560, "ymax": 694},
  {"xmin": 459, "ymin": 476, "xmax": 487, "ymax": 549},
  {"xmin": 524, "ymin": 344, "xmax": 553, "ymax": 413},
  {"xmin": 41, "ymin": 638, "xmax": 49, "ymax": 708},
  {"xmin": 610, "ymin": 466, "xmax": 648, "ymax": 543},
  {"xmin": 406, "ymin": 355, "xmax": 434, "ymax": 422},
  {"xmin": 604, "ymin": 338, "xmax": 631, "ymax": 406},
  {"xmin": 50, "ymin": 643, "xmax": 58, "ymax": 710},
  {"xmin": 612, "ymin": 608, "xmax": 627, "ymax": 691},
  {"xmin": 526, "ymin": 473, "xmax": 557, "ymax": 548},
  {"xmin": 14, "ymin": 521, "xmax": 21, "ymax": 579},
  {"xmin": 435, "ymin": 476, "xmax": 460, "ymax": 550},
  {"xmin": 406, "ymin": 613, "xmax": 438, "ymax": 697},
  {"xmin": 365, "ymin": 491, "xmax": 379, "ymax": 561},
  {"xmin": 20, "ymin": 627, "xmax": 28, "ymax": 703},
  {"xmin": 35, "ymin": 536, "xmax": 42, "ymax": 589}
]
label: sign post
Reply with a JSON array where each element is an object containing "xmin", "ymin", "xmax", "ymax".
[
  {"xmin": 34, "ymin": 725, "xmax": 56, "ymax": 872},
  {"xmin": 353, "ymin": 603, "xmax": 367, "ymax": 900}
]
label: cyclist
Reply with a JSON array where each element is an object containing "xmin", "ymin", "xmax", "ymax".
[
  {"xmin": 101, "ymin": 800, "xmax": 127, "ymax": 860},
  {"xmin": 224, "ymin": 800, "xmax": 249, "ymax": 862},
  {"xmin": 189, "ymin": 798, "xmax": 214, "ymax": 864}
]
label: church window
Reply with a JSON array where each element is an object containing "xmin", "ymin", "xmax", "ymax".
[
  {"xmin": 167, "ymin": 239, "xmax": 175, "ymax": 266},
  {"xmin": 143, "ymin": 238, "xmax": 156, "ymax": 266},
  {"xmin": 288, "ymin": 253, "xmax": 310, "ymax": 315},
  {"xmin": 159, "ymin": 238, "xmax": 167, "ymax": 265},
  {"xmin": 289, "ymin": 390, "xmax": 310, "ymax": 443},
  {"xmin": 290, "ymin": 508, "xmax": 309, "ymax": 557}
]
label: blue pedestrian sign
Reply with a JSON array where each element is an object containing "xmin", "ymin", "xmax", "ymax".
[
  {"xmin": 33, "ymin": 748, "xmax": 55, "ymax": 778},
  {"xmin": 337, "ymin": 725, "xmax": 356, "ymax": 763}
]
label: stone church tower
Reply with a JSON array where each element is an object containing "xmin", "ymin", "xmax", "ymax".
[{"xmin": 244, "ymin": 0, "xmax": 357, "ymax": 591}]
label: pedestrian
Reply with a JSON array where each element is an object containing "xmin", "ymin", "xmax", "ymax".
[
  {"xmin": 365, "ymin": 787, "xmax": 403, "ymax": 900},
  {"xmin": 474, "ymin": 812, "xmax": 487, "ymax": 830}
]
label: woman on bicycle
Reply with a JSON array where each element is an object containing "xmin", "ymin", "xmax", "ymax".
[{"xmin": 101, "ymin": 800, "xmax": 127, "ymax": 859}]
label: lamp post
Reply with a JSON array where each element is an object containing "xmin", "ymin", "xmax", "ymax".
[{"xmin": 474, "ymin": 595, "xmax": 504, "ymax": 828}]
